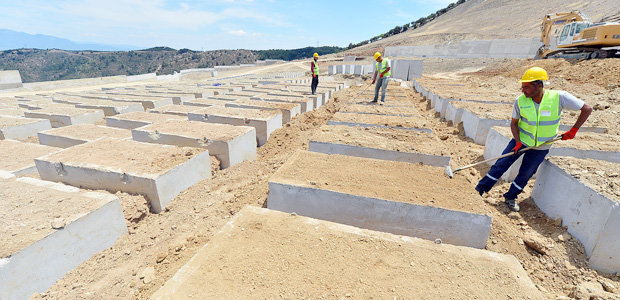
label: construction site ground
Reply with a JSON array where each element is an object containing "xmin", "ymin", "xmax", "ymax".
[{"xmin": 3, "ymin": 57, "xmax": 617, "ymax": 300}]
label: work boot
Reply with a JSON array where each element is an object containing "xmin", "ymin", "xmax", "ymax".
[
  {"xmin": 474, "ymin": 186, "xmax": 484, "ymax": 196},
  {"xmin": 379, "ymin": 101, "xmax": 384, "ymax": 106},
  {"xmin": 505, "ymin": 198, "xmax": 520, "ymax": 212}
]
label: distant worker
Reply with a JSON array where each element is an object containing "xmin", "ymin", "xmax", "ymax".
[
  {"xmin": 311, "ymin": 53, "xmax": 319, "ymax": 95},
  {"xmin": 475, "ymin": 67, "xmax": 592, "ymax": 212},
  {"xmin": 371, "ymin": 52, "xmax": 391, "ymax": 105}
]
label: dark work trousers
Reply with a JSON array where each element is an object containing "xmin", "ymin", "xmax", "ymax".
[
  {"xmin": 475, "ymin": 138, "xmax": 550, "ymax": 200},
  {"xmin": 311, "ymin": 75, "xmax": 319, "ymax": 94}
]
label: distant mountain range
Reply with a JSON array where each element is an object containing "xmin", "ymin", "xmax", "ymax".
[{"xmin": 0, "ymin": 29, "xmax": 141, "ymax": 51}]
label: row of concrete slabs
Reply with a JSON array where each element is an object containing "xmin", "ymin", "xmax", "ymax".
[
  {"xmin": 414, "ymin": 79, "xmax": 620, "ymax": 273},
  {"xmin": 153, "ymin": 83, "xmax": 543, "ymax": 299}
]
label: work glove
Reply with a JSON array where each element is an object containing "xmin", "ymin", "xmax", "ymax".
[
  {"xmin": 313, "ymin": 74, "xmax": 316, "ymax": 78},
  {"xmin": 511, "ymin": 141, "xmax": 523, "ymax": 155},
  {"xmin": 561, "ymin": 127, "xmax": 579, "ymax": 140},
  {"xmin": 371, "ymin": 80, "xmax": 376, "ymax": 84}
]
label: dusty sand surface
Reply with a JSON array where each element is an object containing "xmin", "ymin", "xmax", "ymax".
[
  {"xmin": 0, "ymin": 116, "xmax": 46, "ymax": 127},
  {"xmin": 331, "ymin": 111, "xmax": 430, "ymax": 129},
  {"xmin": 153, "ymin": 206, "xmax": 542, "ymax": 300},
  {"xmin": 0, "ymin": 178, "xmax": 106, "ymax": 258},
  {"xmin": 137, "ymin": 119, "xmax": 254, "ymax": 141},
  {"xmin": 0, "ymin": 140, "xmax": 58, "ymax": 172},
  {"xmin": 40, "ymin": 124, "xmax": 132, "ymax": 140},
  {"xmin": 339, "ymin": 103, "xmax": 421, "ymax": 116},
  {"xmin": 195, "ymin": 105, "xmax": 280, "ymax": 120},
  {"xmin": 106, "ymin": 111, "xmax": 185, "ymax": 122},
  {"xmin": 231, "ymin": 98, "xmax": 300, "ymax": 110},
  {"xmin": 42, "ymin": 138, "xmax": 204, "ymax": 175}
]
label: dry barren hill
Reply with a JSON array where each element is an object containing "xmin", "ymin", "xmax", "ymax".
[{"xmin": 347, "ymin": 0, "xmax": 620, "ymax": 55}]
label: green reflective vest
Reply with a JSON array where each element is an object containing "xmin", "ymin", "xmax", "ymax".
[
  {"xmin": 313, "ymin": 59, "xmax": 319, "ymax": 75},
  {"xmin": 376, "ymin": 59, "xmax": 391, "ymax": 77},
  {"xmin": 517, "ymin": 90, "xmax": 561, "ymax": 147}
]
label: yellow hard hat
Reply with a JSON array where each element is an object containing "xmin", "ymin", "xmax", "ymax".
[
  {"xmin": 313, "ymin": 53, "xmax": 319, "ymax": 57},
  {"xmin": 519, "ymin": 67, "xmax": 549, "ymax": 82},
  {"xmin": 374, "ymin": 52, "xmax": 381, "ymax": 60}
]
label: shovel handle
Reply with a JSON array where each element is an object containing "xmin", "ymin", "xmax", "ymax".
[{"xmin": 453, "ymin": 137, "xmax": 561, "ymax": 174}]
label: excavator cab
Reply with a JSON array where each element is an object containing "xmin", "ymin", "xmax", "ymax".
[{"xmin": 557, "ymin": 22, "xmax": 591, "ymax": 46}]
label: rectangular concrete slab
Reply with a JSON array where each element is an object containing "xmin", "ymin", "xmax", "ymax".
[
  {"xmin": 24, "ymin": 106, "xmax": 105, "ymax": 128},
  {"xmin": 0, "ymin": 116, "xmax": 52, "ymax": 139},
  {"xmin": 38, "ymin": 124, "xmax": 132, "ymax": 148},
  {"xmin": 79, "ymin": 93, "xmax": 173, "ymax": 110},
  {"xmin": 0, "ymin": 177, "xmax": 127, "ymax": 300},
  {"xmin": 131, "ymin": 119, "xmax": 257, "ymax": 168},
  {"xmin": 35, "ymin": 137, "xmax": 211, "ymax": 213},
  {"xmin": 105, "ymin": 111, "xmax": 185, "ymax": 129},
  {"xmin": 182, "ymin": 98, "xmax": 234, "ymax": 108},
  {"xmin": 224, "ymin": 98, "xmax": 301, "ymax": 124},
  {"xmin": 149, "ymin": 104, "xmax": 206, "ymax": 117},
  {"xmin": 251, "ymin": 94, "xmax": 313, "ymax": 113},
  {"xmin": 52, "ymin": 96, "xmax": 144, "ymax": 116},
  {"xmin": 152, "ymin": 206, "xmax": 541, "ymax": 300},
  {"xmin": 187, "ymin": 106, "xmax": 282, "ymax": 147},
  {"xmin": 0, "ymin": 139, "xmax": 59, "ymax": 175},
  {"xmin": 267, "ymin": 151, "xmax": 492, "ymax": 248},
  {"xmin": 532, "ymin": 157, "xmax": 620, "ymax": 273}
]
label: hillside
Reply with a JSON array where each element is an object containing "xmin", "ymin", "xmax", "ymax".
[
  {"xmin": 0, "ymin": 48, "xmax": 257, "ymax": 83},
  {"xmin": 345, "ymin": 0, "xmax": 620, "ymax": 56}
]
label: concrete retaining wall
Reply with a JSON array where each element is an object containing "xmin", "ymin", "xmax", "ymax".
[
  {"xmin": 0, "ymin": 117, "xmax": 52, "ymax": 140},
  {"xmin": 267, "ymin": 182, "xmax": 492, "ymax": 249},
  {"xmin": 385, "ymin": 38, "xmax": 540, "ymax": 59},
  {"xmin": 532, "ymin": 160, "xmax": 620, "ymax": 273},
  {"xmin": 127, "ymin": 73, "xmax": 157, "ymax": 82},
  {"xmin": 0, "ymin": 70, "xmax": 23, "ymax": 90}
]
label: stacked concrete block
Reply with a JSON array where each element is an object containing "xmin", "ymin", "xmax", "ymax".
[
  {"xmin": 225, "ymin": 99, "xmax": 301, "ymax": 124},
  {"xmin": 52, "ymin": 96, "xmax": 143, "ymax": 116},
  {"xmin": 105, "ymin": 111, "xmax": 185, "ymax": 129},
  {"xmin": 0, "ymin": 176, "xmax": 126, "ymax": 300},
  {"xmin": 23, "ymin": 106, "xmax": 104, "ymax": 128},
  {"xmin": 132, "ymin": 119, "xmax": 257, "ymax": 169}
]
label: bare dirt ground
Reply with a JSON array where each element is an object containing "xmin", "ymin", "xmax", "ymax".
[{"xmin": 24, "ymin": 56, "xmax": 619, "ymax": 300}]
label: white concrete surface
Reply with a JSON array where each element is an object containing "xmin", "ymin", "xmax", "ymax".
[
  {"xmin": 0, "ymin": 177, "xmax": 126, "ymax": 300},
  {"xmin": 267, "ymin": 181, "xmax": 492, "ymax": 249},
  {"xmin": 35, "ymin": 138, "xmax": 212, "ymax": 213},
  {"xmin": 0, "ymin": 116, "xmax": 52, "ymax": 140},
  {"xmin": 385, "ymin": 38, "xmax": 540, "ymax": 59},
  {"xmin": 224, "ymin": 100, "xmax": 301, "ymax": 124},
  {"xmin": 308, "ymin": 141, "xmax": 451, "ymax": 167},
  {"xmin": 461, "ymin": 110, "xmax": 511, "ymax": 145},
  {"xmin": 532, "ymin": 159, "xmax": 620, "ymax": 273},
  {"xmin": 0, "ymin": 70, "xmax": 23, "ymax": 90}
]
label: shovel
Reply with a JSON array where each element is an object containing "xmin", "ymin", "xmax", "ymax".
[
  {"xmin": 351, "ymin": 82, "xmax": 373, "ymax": 102},
  {"xmin": 445, "ymin": 137, "xmax": 562, "ymax": 178}
]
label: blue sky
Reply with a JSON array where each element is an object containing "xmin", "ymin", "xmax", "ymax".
[{"xmin": 0, "ymin": 0, "xmax": 457, "ymax": 50}]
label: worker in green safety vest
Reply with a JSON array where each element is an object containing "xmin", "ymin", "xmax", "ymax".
[
  {"xmin": 475, "ymin": 67, "xmax": 592, "ymax": 212},
  {"xmin": 371, "ymin": 52, "xmax": 391, "ymax": 105},
  {"xmin": 311, "ymin": 53, "xmax": 319, "ymax": 95}
]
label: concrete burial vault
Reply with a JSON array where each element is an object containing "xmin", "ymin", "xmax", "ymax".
[
  {"xmin": 105, "ymin": 111, "xmax": 185, "ymax": 129},
  {"xmin": 267, "ymin": 151, "xmax": 492, "ymax": 249},
  {"xmin": 0, "ymin": 139, "xmax": 59, "ymax": 175},
  {"xmin": 152, "ymin": 206, "xmax": 542, "ymax": 299},
  {"xmin": 224, "ymin": 98, "xmax": 301, "ymax": 124},
  {"xmin": 532, "ymin": 156, "xmax": 620, "ymax": 273},
  {"xmin": 252, "ymin": 94, "xmax": 314, "ymax": 113},
  {"xmin": 131, "ymin": 119, "xmax": 257, "ymax": 169},
  {"xmin": 24, "ymin": 106, "xmax": 105, "ymax": 128},
  {"xmin": 34, "ymin": 137, "xmax": 211, "ymax": 213},
  {"xmin": 38, "ymin": 123, "xmax": 131, "ymax": 148},
  {"xmin": 52, "ymin": 96, "xmax": 144, "ymax": 116},
  {"xmin": 187, "ymin": 106, "xmax": 282, "ymax": 147},
  {"xmin": 0, "ymin": 174, "xmax": 126, "ymax": 300},
  {"xmin": 0, "ymin": 116, "xmax": 52, "ymax": 140}
]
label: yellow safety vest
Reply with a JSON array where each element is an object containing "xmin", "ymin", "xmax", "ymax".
[
  {"xmin": 313, "ymin": 59, "xmax": 319, "ymax": 75},
  {"xmin": 377, "ymin": 59, "xmax": 391, "ymax": 77},
  {"xmin": 517, "ymin": 90, "xmax": 561, "ymax": 147}
]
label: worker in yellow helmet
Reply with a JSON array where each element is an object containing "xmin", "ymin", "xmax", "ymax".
[
  {"xmin": 311, "ymin": 53, "xmax": 319, "ymax": 95},
  {"xmin": 475, "ymin": 67, "xmax": 592, "ymax": 212},
  {"xmin": 371, "ymin": 52, "xmax": 390, "ymax": 105}
]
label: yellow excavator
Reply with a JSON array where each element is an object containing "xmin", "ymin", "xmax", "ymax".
[{"xmin": 536, "ymin": 11, "xmax": 620, "ymax": 59}]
